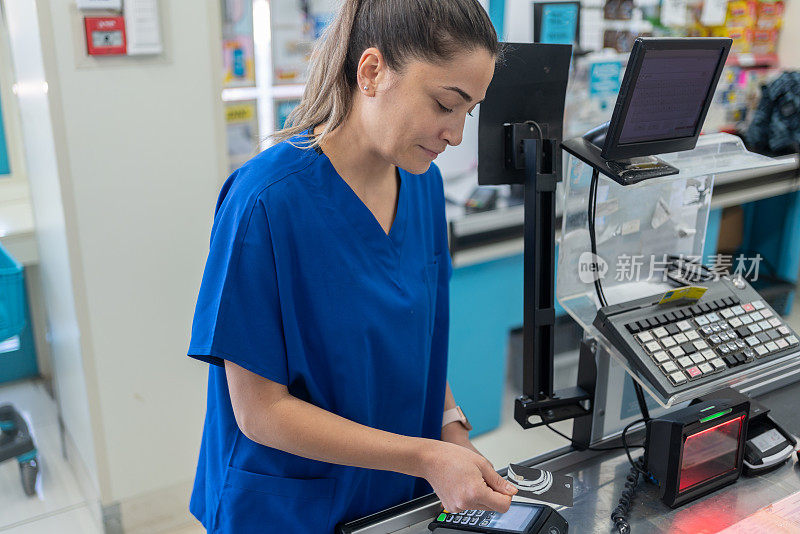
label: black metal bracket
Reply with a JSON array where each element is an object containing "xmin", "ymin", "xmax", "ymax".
[{"xmin": 506, "ymin": 130, "xmax": 594, "ymax": 429}]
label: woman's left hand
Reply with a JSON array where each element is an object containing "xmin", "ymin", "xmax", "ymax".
[{"xmin": 441, "ymin": 422, "xmax": 483, "ymax": 457}]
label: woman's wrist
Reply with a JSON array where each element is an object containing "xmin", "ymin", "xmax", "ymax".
[
  {"xmin": 441, "ymin": 422, "xmax": 485, "ymax": 458},
  {"xmin": 441, "ymin": 421, "xmax": 470, "ymax": 443},
  {"xmin": 404, "ymin": 437, "xmax": 441, "ymax": 479}
]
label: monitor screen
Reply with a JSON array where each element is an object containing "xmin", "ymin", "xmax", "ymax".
[
  {"xmin": 484, "ymin": 503, "xmax": 543, "ymax": 531},
  {"xmin": 617, "ymin": 48, "xmax": 724, "ymax": 145},
  {"xmin": 679, "ymin": 414, "xmax": 745, "ymax": 493}
]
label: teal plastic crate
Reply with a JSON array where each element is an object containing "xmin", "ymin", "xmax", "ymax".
[{"xmin": 0, "ymin": 242, "xmax": 24, "ymax": 341}]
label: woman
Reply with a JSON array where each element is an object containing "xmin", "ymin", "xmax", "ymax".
[{"xmin": 188, "ymin": 0, "xmax": 515, "ymax": 532}]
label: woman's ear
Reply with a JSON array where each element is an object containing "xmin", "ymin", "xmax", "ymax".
[{"xmin": 357, "ymin": 47, "xmax": 387, "ymax": 96}]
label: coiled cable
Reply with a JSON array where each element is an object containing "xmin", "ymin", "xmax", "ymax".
[{"xmin": 611, "ymin": 456, "xmax": 647, "ymax": 534}]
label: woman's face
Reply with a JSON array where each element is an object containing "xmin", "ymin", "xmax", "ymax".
[{"xmin": 363, "ymin": 48, "xmax": 496, "ymax": 175}]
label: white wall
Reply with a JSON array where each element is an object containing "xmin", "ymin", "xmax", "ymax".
[
  {"xmin": 504, "ymin": 0, "xmax": 535, "ymax": 42},
  {"xmin": 40, "ymin": 0, "xmax": 226, "ymax": 503},
  {"xmin": 778, "ymin": 0, "xmax": 800, "ymax": 68},
  {"xmin": 7, "ymin": 0, "xmax": 227, "ymax": 528}
]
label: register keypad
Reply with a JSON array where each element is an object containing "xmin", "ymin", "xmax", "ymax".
[{"xmin": 628, "ymin": 298, "xmax": 799, "ymax": 385}]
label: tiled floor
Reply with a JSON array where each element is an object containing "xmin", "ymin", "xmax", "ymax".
[
  {"xmin": 0, "ymin": 379, "xmax": 205, "ymax": 534},
  {"xmin": 0, "ymin": 381, "xmax": 90, "ymax": 532},
  {"xmin": 2, "ymin": 293, "xmax": 799, "ymax": 533}
]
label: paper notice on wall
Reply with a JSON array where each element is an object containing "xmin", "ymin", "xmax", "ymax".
[
  {"xmin": 660, "ymin": 0, "xmax": 689, "ymax": 26},
  {"xmin": 580, "ymin": 8, "xmax": 604, "ymax": 51},
  {"xmin": 700, "ymin": 0, "xmax": 729, "ymax": 26},
  {"xmin": 77, "ymin": 0, "xmax": 122, "ymax": 9},
  {"xmin": 124, "ymin": 0, "xmax": 163, "ymax": 55}
]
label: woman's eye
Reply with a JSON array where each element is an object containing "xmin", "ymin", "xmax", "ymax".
[{"xmin": 436, "ymin": 101, "xmax": 453, "ymax": 113}]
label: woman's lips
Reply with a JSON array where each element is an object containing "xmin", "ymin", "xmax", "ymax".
[{"xmin": 420, "ymin": 146, "xmax": 440, "ymax": 159}]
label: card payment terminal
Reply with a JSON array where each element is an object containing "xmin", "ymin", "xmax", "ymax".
[{"xmin": 428, "ymin": 503, "xmax": 567, "ymax": 534}]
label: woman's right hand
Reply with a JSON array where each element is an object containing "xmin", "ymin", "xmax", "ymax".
[{"xmin": 419, "ymin": 440, "xmax": 517, "ymax": 514}]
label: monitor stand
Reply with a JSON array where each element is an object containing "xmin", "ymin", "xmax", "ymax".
[{"xmin": 562, "ymin": 123, "xmax": 679, "ymax": 186}]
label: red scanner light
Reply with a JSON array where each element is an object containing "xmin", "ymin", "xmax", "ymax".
[{"xmin": 679, "ymin": 414, "xmax": 745, "ymax": 492}]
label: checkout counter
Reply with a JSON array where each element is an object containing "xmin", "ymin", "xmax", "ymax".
[
  {"xmin": 339, "ymin": 382, "xmax": 800, "ymax": 533},
  {"xmin": 340, "ymin": 39, "xmax": 800, "ymax": 534},
  {"xmin": 340, "ymin": 387, "xmax": 800, "ymax": 533},
  {"xmin": 339, "ymin": 138, "xmax": 800, "ymax": 533}
]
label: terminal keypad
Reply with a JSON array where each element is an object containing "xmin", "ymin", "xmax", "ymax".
[{"xmin": 437, "ymin": 510, "xmax": 497, "ymax": 527}]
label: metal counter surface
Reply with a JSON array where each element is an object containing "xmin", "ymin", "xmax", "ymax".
[
  {"xmin": 350, "ymin": 383, "xmax": 800, "ymax": 533},
  {"xmin": 385, "ymin": 455, "xmax": 800, "ymax": 534}
]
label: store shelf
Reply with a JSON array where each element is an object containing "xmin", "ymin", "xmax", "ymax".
[
  {"xmin": 726, "ymin": 53, "xmax": 779, "ymax": 68},
  {"xmin": 222, "ymin": 84, "xmax": 304, "ymax": 102}
]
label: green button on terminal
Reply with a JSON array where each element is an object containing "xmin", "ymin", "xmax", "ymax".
[{"xmin": 437, "ymin": 513, "xmax": 447, "ymax": 522}]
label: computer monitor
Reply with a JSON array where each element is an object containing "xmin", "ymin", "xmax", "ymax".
[
  {"xmin": 599, "ymin": 37, "xmax": 732, "ymax": 160},
  {"xmin": 533, "ymin": 1, "xmax": 580, "ymax": 46}
]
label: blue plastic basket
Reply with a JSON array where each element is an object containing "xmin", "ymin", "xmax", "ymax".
[{"xmin": 0, "ymin": 242, "xmax": 24, "ymax": 341}]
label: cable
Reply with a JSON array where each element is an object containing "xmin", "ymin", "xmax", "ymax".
[
  {"xmin": 611, "ymin": 456, "xmax": 647, "ymax": 534},
  {"xmin": 608, "ymin": 418, "xmax": 654, "ymax": 533},
  {"xmin": 586, "ymin": 168, "xmax": 654, "ymax": 454},
  {"xmin": 585, "ymin": 168, "xmax": 653, "ymax": 429},
  {"xmin": 611, "ymin": 420, "xmax": 647, "ymax": 533},
  {"xmin": 542, "ymin": 419, "xmax": 643, "ymax": 452},
  {"xmin": 582, "ymin": 160, "xmax": 654, "ymax": 533},
  {"xmin": 621, "ymin": 419, "xmax": 650, "ymax": 477},
  {"xmin": 632, "ymin": 382, "xmax": 651, "ymax": 423},
  {"xmin": 587, "ymin": 168, "xmax": 608, "ymax": 308},
  {"xmin": 536, "ymin": 406, "xmax": 644, "ymax": 453},
  {"xmin": 524, "ymin": 120, "xmax": 544, "ymax": 141},
  {"xmin": 585, "ymin": 169, "xmax": 654, "ymax": 436}
]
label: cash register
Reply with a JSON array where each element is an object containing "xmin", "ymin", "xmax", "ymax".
[
  {"xmin": 558, "ymin": 37, "xmax": 800, "ymax": 531},
  {"xmin": 338, "ymin": 38, "xmax": 800, "ymax": 534}
]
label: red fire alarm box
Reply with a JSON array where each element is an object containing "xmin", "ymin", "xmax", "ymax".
[{"xmin": 84, "ymin": 16, "xmax": 127, "ymax": 56}]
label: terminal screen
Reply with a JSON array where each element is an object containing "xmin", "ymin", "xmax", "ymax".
[
  {"xmin": 618, "ymin": 48, "xmax": 723, "ymax": 145},
  {"xmin": 679, "ymin": 414, "xmax": 745, "ymax": 492},
  {"xmin": 484, "ymin": 503, "xmax": 543, "ymax": 531}
]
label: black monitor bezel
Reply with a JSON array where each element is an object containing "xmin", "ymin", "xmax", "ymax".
[
  {"xmin": 601, "ymin": 37, "xmax": 732, "ymax": 160},
  {"xmin": 533, "ymin": 1, "xmax": 581, "ymax": 45}
]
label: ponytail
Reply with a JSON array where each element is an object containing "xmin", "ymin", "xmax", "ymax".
[
  {"xmin": 272, "ymin": 0, "xmax": 362, "ymax": 147},
  {"xmin": 272, "ymin": 0, "xmax": 499, "ymax": 149}
]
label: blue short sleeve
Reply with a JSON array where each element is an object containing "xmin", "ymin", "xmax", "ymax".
[{"xmin": 188, "ymin": 186, "xmax": 288, "ymax": 385}]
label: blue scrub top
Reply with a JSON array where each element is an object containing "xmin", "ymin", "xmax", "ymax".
[{"xmin": 188, "ymin": 136, "xmax": 452, "ymax": 533}]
